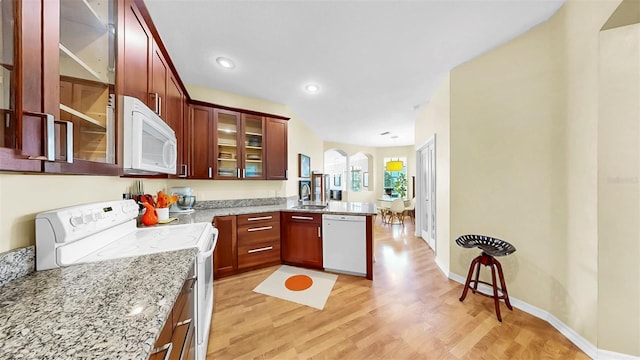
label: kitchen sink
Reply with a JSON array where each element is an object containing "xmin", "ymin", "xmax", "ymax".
[{"xmin": 292, "ymin": 204, "xmax": 328, "ymax": 210}]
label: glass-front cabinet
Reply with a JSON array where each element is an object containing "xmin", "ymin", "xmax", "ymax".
[
  {"xmin": 58, "ymin": 0, "xmax": 116, "ymax": 165},
  {"xmin": 0, "ymin": 0, "xmax": 14, "ymax": 150},
  {"xmin": 242, "ymin": 114, "xmax": 264, "ymax": 179},
  {"xmin": 214, "ymin": 109, "xmax": 240, "ymax": 179},
  {"xmin": 213, "ymin": 109, "xmax": 265, "ymax": 179},
  {"xmin": 0, "ymin": 0, "xmax": 117, "ymax": 174}
]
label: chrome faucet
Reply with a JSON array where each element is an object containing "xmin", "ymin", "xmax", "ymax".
[{"xmin": 300, "ymin": 183, "xmax": 311, "ymax": 202}]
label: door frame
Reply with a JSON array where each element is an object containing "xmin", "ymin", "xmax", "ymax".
[{"xmin": 416, "ymin": 134, "xmax": 436, "ymax": 251}]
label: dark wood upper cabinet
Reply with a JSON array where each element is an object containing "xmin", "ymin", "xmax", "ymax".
[
  {"xmin": 121, "ymin": 0, "xmax": 151, "ymax": 106},
  {"xmin": 265, "ymin": 118, "xmax": 288, "ymax": 180},
  {"xmin": 120, "ymin": 0, "xmax": 188, "ymax": 178},
  {"xmin": 167, "ymin": 73, "xmax": 186, "ymax": 178},
  {"xmin": 0, "ymin": 0, "xmax": 46, "ymax": 172},
  {"xmin": 187, "ymin": 104, "xmax": 214, "ymax": 179},
  {"xmin": 213, "ymin": 108, "xmax": 242, "ymax": 179},
  {"xmin": 42, "ymin": 0, "xmax": 118, "ymax": 175},
  {"xmin": 150, "ymin": 43, "xmax": 168, "ymax": 117},
  {"xmin": 185, "ymin": 101, "xmax": 288, "ymax": 181}
]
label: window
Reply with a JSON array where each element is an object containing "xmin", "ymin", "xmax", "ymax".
[{"xmin": 383, "ymin": 157, "xmax": 407, "ymax": 199}]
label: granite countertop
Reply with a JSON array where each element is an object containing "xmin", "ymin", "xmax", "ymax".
[
  {"xmin": 169, "ymin": 200, "xmax": 377, "ymax": 224},
  {"xmin": 0, "ymin": 248, "xmax": 197, "ymax": 360}
]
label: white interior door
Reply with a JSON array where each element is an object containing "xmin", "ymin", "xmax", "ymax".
[{"xmin": 420, "ymin": 138, "xmax": 436, "ymax": 250}]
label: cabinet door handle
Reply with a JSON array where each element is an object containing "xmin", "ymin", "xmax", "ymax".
[
  {"xmin": 208, "ymin": 167, "xmax": 212, "ymax": 178},
  {"xmin": 247, "ymin": 216, "xmax": 273, "ymax": 221},
  {"xmin": 24, "ymin": 112, "xmax": 54, "ymax": 161},
  {"xmin": 151, "ymin": 92, "xmax": 161, "ymax": 116},
  {"xmin": 248, "ymin": 246, "xmax": 273, "ymax": 254},
  {"xmin": 318, "ymin": 226, "xmax": 321, "ymax": 238},
  {"xmin": 179, "ymin": 164, "xmax": 188, "ymax": 178},
  {"xmin": 291, "ymin": 216, "xmax": 314, "ymax": 221},
  {"xmin": 58, "ymin": 120, "xmax": 74, "ymax": 163},
  {"xmin": 157, "ymin": 95, "xmax": 162, "ymax": 117},
  {"xmin": 242, "ymin": 168, "xmax": 245, "ymax": 178},
  {"xmin": 247, "ymin": 226, "xmax": 272, "ymax": 232},
  {"xmin": 150, "ymin": 342, "xmax": 172, "ymax": 360},
  {"xmin": 23, "ymin": 112, "xmax": 73, "ymax": 163},
  {"xmin": 285, "ymin": 169, "xmax": 288, "ymax": 179},
  {"xmin": 236, "ymin": 168, "xmax": 240, "ymax": 178}
]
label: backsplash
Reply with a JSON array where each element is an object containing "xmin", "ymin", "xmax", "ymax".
[
  {"xmin": 0, "ymin": 246, "xmax": 35, "ymax": 286},
  {"xmin": 194, "ymin": 196, "xmax": 293, "ymax": 210}
]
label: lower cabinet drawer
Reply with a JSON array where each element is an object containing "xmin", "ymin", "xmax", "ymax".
[
  {"xmin": 237, "ymin": 222, "xmax": 280, "ymax": 247},
  {"xmin": 238, "ymin": 241, "xmax": 281, "ymax": 269}
]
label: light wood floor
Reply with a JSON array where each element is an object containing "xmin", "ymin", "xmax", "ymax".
[{"xmin": 207, "ymin": 220, "xmax": 588, "ymax": 359}]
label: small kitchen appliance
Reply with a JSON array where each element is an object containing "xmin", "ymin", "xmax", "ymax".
[
  {"xmin": 169, "ymin": 186, "xmax": 196, "ymax": 213},
  {"xmin": 35, "ymin": 199, "xmax": 216, "ymax": 360}
]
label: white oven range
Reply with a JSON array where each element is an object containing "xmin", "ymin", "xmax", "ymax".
[{"xmin": 35, "ymin": 199, "xmax": 217, "ymax": 360}]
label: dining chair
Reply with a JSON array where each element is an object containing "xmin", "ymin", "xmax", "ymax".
[
  {"xmin": 403, "ymin": 197, "xmax": 416, "ymax": 223},
  {"xmin": 376, "ymin": 200, "xmax": 391, "ymax": 224},
  {"xmin": 387, "ymin": 199, "xmax": 406, "ymax": 226}
]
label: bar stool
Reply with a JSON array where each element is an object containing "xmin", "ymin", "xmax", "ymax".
[{"xmin": 455, "ymin": 234, "xmax": 516, "ymax": 322}]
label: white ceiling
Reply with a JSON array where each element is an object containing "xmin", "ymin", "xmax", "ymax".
[{"xmin": 145, "ymin": 0, "xmax": 565, "ymax": 148}]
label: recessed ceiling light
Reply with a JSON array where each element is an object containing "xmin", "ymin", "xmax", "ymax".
[
  {"xmin": 304, "ymin": 83, "xmax": 320, "ymax": 93},
  {"xmin": 216, "ymin": 57, "xmax": 235, "ymax": 69}
]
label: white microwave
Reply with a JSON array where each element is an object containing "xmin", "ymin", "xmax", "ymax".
[{"xmin": 121, "ymin": 96, "xmax": 177, "ymax": 175}]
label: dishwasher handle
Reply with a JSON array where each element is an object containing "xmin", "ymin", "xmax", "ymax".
[{"xmin": 322, "ymin": 214, "xmax": 366, "ymax": 222}]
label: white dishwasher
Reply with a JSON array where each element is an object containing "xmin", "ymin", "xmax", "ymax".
[{"xmin": 322, "ymin": 214, "xmax": 367, "ymax": 276}]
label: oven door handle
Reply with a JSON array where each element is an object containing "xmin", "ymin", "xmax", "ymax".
[{"xmin": 199, "ymin": 237, "xmax": 216, "ymax": 259}]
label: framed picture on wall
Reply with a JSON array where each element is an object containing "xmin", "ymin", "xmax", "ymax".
[
  {"xmin": 298, "ymin": 154, "xmax": 310, "ymax": 178},
  {"xmin": 363, "ymin": 172, "xmax": 369, "ymax": 187}
]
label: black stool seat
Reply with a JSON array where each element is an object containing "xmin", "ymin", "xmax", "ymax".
[
  {"xmin": 455, "ymin": 234, "xmax": 516, "ymax": 257},
  {"xmin": 456, "ymin": 234, "xmax": 516, "ymax": 322}
]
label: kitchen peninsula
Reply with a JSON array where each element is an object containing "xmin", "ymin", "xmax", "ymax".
[{"xmin": 174, "ymin": 199, "xmax": 377, "ymax": 280}]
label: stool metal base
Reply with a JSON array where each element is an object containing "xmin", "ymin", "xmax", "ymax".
[{"xmin": 459, "ymin": 252, "xmax": 513, "ymax": 322}]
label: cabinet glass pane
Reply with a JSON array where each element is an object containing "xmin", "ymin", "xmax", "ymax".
[
  {"xmin": 0, "ymin": 0, "xmax": 14, "ymax": 148},
  {"xmin": 244, "ymin": 116, "xmax": 263, "ymax": 178},
  {"xmin": 217, "ymin": 113, "xmax": 238, "ymax": 177},
  {"xmin": 59, "ymin": 0, "xmax": 116, "ymax": 163}
]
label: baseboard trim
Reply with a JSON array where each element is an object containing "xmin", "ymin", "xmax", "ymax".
[
  {"xmin": 598, "ymin": 349, "xmax": 640, "ymax": 360},
  {"xmin": 434, "ymin": 256, "xmax": 448, "ymax": 277},
  {"xmin": 448, "ymin": 272, "xmax": 638, "ymax": 360}
]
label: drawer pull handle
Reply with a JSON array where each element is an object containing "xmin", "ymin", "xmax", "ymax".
[
  {"xmin": 248, "ymin": 246, "xmax": 273, "ymax": 254},
  {"xmin": 247, "ymin": 226, "xmax": 273, "ymax": 232},
  {"xmin": 176, "ymin": 318, "xmax": 192, "ymax": 327},
  {"xmin": 247, "ymin": 216, "xmax": 273, "ymax": 221},
  {"xmin": 151, "ymin": 342, "xmax": 172, "ymax": 360},
  {"xmin": 291, "ymin": 216, "xmax": 314, "ymax": 220}
]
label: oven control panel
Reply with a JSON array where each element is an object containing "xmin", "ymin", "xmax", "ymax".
[{"xmin": 36, "ymin": 200, "xmax": 139, "ymax": 244}]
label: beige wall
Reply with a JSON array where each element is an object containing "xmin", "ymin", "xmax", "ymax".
[
  {"xmin": 0, "ymin": 87, "xmax": 324, "ymax": 254},
  {"xmin": 450, "ymin": 10, "xmax": 566, "ymax": 315},
  {"xmin": 0, "ymin": 174, "xmax": 167, "ymax": 252},
  {"xmin": 562, "ymin": 0, "xmax": 621, "ymax": 347},
  {"xmin": 414, "ymin": 73, "xmax": 451, "ymax": 273},
  {"xmin": 598, "ymin": 22, "xmax": 640, "ymax": 355},
  {"xmin": 440, "ymin": 0, "xmax": 627, "ymax": 354}
]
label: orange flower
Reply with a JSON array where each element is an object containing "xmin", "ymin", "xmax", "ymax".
[{"xmin": 156, "ymin": 191, "xmax": 179, "ymax": 208}]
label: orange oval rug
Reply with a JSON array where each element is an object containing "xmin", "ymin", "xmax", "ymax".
[{"xmin": 285, "ymin": 274, "xmax": 313, "ymax": 291}]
